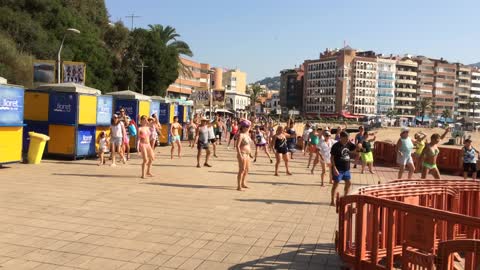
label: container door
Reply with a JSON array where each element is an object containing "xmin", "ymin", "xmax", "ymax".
[
  {"xmin": 0, "ymin": 85, "xmax": 24, "ymax": 126},
  {"xmin": 49, "ymin": 92, "xmax": 78, "ymax": 125},
  {"xmin": 0, "ymin": 127, "xmax": 22, "ymax": 163},
  {"xmin": 115, "ymin": 99, "xmax": 137, "ymax": 122},
  {"xmin": 76, "ymin": 126, "xmax": 96, "ymax": 157},
  {"xmin": 159, "ymin": 103, "xmax": 170, "ymax": 124},
  {"xmin": 150, "ymin": 101, "xmax": 160, "ymax": 118},
  {"xmin": 23, "ymin": 121, "xmax": 49, "ymax": 153},
  {"xmin": 138, "ymin": 101, "xmax": 151, "ymax": 122},
  {"xmin": 24, "ymin": 91, "xmax": 48, "ymax": 121},
  {"xmin": 96, "ymin": 96, "xmax": 113, "ymax": 126},
  {"xmin": 78, "ymin": 95, "xmax": 97, "ymax": 125}
]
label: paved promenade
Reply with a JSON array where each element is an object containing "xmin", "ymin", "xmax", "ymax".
[{"xmin": 0, "ymin": 143, "xmax": 463, "ymax": 270}]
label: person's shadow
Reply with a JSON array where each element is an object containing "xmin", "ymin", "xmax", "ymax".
[{"xmin": 228, "ymin": 243, "xmax": 343, "ymax": 269}]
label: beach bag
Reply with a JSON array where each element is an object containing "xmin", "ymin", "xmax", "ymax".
[{"xmin": 128, "ymin": 124, "xmax": 137, "ymax": 137}]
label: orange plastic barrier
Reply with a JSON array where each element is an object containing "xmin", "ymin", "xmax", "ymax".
[
  {"xmin": 373, "ymin": 141, "xmax": 397, "ymax": 166},
  {"xmin": 437, "ymin": 147, "xmax": 463, "ymax": 175},
  {"xmin": 336, "ymin": 179, "xmax": 480, "ymax": 270}
]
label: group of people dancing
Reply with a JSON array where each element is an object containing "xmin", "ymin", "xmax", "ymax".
[{"xmin": 97, "ymin": 109, "xmax": 478, "ymax": 202}]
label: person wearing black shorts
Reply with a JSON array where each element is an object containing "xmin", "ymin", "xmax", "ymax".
[{"xmin": 462, "ymin": 139, "xmax": 479, "ymax": 180}]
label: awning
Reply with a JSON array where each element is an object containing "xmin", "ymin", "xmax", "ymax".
[
  {"xmin": 438, "ymin": 117, "xmax": 454, "ymax": 123},
  {"xmin": 415, "ymin": 116, "xmax": 431, "ymax": 122}
]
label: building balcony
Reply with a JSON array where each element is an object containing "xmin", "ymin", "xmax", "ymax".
[
  {"xmin": 396, "ymin": 79, "xmax": 416, "ymax": 85},
  {"xmin": 457, "ymin": 99, "xmax": 468, "ymax": 104},
  {"xmin": 395, "ymin": 105, "xmax": 415, "ymax": 109},
  {"xmin": 377, "ymin": 102, "xmax": 393, "ymax": 106},
  {"xmin": 458, "ymin": 108, "xmax": 469, "ymax": 112},
  {"xmin": 472, "ymin": 79, "xmax": 480, "ymax": 84},
  {"xmin": 457, "ymin": 92, "xmax": 470, "ymax": 97},
  {"xmin": 396, "ymin": 70, "xmax": 417, "ymax": 77},
  {"xmin": 396, "ymin": 88, "xmax": 417, "ymax": 93},
  {"xmin": 378, "ymin": 85, "xmax": 394, "ymax": 89},
  {"xmin": 395, "ymin": 96, "xmax": 416, "ymax": 101},
  {"xmin": 378, "ymin": 93, "xmax": 394, "ymax": 97}
]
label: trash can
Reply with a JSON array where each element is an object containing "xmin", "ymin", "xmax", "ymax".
[{"xmin": 28, "ymin": 132, "xmax": 50, "ymax": 164}]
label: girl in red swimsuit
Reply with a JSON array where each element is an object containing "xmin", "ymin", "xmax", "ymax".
[{"xmin": 138, "ymin": 115, "xmax": 155, "ymax": 178}]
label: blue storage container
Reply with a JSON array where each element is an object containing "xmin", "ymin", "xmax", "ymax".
[
  {"xmin": 48, "ymin": 92, "xmax": 78, "ymax": 125},
  {"xmin": 76, "ymin": 125, "xmax": 96, "ymax": 157},
  {"xmin": 150, "ymin": 101, "xmax": 160, "ymax": 118},
  {"xmin": 96, "ymin": 95, "xmax": 113, "ymax": 126},
  {"xmin": 158, "ymin": 103, "xmax": 170, "ymax": 124},
  {"xmin": 114, "ymin": 99, "xmax": 138, "ymax": 121},
  {"xmin": 0, "ymin": 85, "xmax": 24, "ymax": 127},
  {"xmin": 23, "ymin": 121, "xmax": 49, "ymax": 153},
  {"xmin": 178, "ymin": 105, "xmax": 185, "ymax": 123}
]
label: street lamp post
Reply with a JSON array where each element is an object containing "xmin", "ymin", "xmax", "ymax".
[
  {"xmin": 207, "ymin": 69, "xmax": 215, "ymax": 119},
  {"xmin": 57, "ymin": 28, "xmax": 81, "ymax": 83},
  {"xmin": 137, "ymin": 61, "xmax": 148, "ymax": 95}
]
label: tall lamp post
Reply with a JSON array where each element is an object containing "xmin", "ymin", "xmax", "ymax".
[
  {"xmin": 207, "ymin": 69, "xmax": 215, "ymax": 119},
  {"xmin": 57, "ymin": 28, "xmax": 81, "ymax": 83}
]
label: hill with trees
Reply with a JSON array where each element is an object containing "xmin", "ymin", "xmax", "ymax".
[
  {"xmin": 254, "ymin": 76, "xmax": 280, "ymax": 90},
  {"xmin": 0, "ymin": 0, "xmax": 191, "ymax": 95}
]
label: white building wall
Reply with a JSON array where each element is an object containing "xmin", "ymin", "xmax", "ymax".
[{"xmin": 376, "ymin": 58, "xmax": 396, "ymax": 115}]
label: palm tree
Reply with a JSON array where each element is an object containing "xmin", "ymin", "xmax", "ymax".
[
  {"xmin": 415, "ymin": 98, "xmax": 432, "ymax": 124},
  {"xmin": 248, "ymin": 84, "xmax": 264, "ymax": 112},
  {"xmin": 148, "ymin": 24, "xmax": 193, "ymax": 78},
  {"xmin": 386, "ymin": 108, "xmax": 397, "ymax": 121},
  {"xmin": 468, "ymin": 97, "xmax": 480, "ymax": 124},
  {"xmin": 441, "ymin": 108, "xmax": 452, "ymax": 125}
]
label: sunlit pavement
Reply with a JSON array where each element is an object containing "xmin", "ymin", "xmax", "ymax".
[{"xmin": 0, "ymin": 142, "xmax": 463, "ymax": 270}]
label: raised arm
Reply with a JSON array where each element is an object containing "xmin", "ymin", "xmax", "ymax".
[{"xmin": 440, "ymin": 127, "xmax": 451, "ymax": 140}]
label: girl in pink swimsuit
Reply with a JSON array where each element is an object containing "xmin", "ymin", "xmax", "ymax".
[{"xmin": 138, "ymin": 115, "xmax": 155, "ymax": 178}]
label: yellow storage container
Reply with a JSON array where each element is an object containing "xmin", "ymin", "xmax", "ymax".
[
  {"xmin": 48, "ymin": 124, "xmax": 75, "ymax": 155},
  {"xmin": 24, "ymin": 91, "xmax": 49, "ymax": 121},
  {"xmin": 159, "ymin": 124, "xmax": 169, "ymax": 144},
  {"xmin": 138, "ymin": 100, "xmax": 151, "ymax": 119},
  {"xmin": 78, "ymin": 95, "xmax": 97, "ymax": 125},
  {"xmin": 0, "ymin": 127, "xmax": 23, "ymax": 164},
  {"xmin": 169, "ymin": 104, "xmax": 175, "ymax": 123}
]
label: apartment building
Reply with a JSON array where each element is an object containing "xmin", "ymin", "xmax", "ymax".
[
  {"xmin": 395, "ymin": 58, "xmax": 418, "ymax": 118},
  {"xmin": 303, "ymin": 47, "xmax": 356, "ymax": 116},
  {"xmin": 351, "ymin": 55, "xmax": 377, "ymax": 115},
  {"xmin": 455, "ymin": 64, "xmax": 472, "ymax": 118},
  {"xmin": 376, "ymin": 58, "xmax": 396, "ymax": 114},
  {"xmin": 432, "ymin": 60, "xmax": 456, "ymax": 114},
  {"xmin": 470, "ymin": 69, "xmax": 480, "ymax": 120},
  {"xmin": 280, "ymin": 66, "xmax": 304, "ymax": 112},
  {"xmin": 223, "ymin": 69, "xmax": 247, "ymax": 94},
  {"xmin": 167, "ymin": 58, "xmax": 210, "ymax": 99}
]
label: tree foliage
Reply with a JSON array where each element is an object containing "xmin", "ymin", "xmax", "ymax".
[{"xmin": 0, "ymin": 1, "xmax": 192, "ymax": 95}]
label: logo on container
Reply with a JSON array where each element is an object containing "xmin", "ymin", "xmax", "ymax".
[
  {"xmin": 54, "ymin": 103, "xmax": 72, "ymax": 112},
  {"xmin": 0, "ymin": 98, "xmax": 19, "ymax": 111},
  {"xmin": 80, "ymin": 135, "xmax": 92, "ymax": 144}
]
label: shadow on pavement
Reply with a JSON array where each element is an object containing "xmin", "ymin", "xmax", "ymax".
[
  {"xmin": 142, "ymin": 182, "xmax": 235, "ymax": 190},
  {"xmin": 208, "ymin": 170, "xmax": 273, "ymax": 176},
  {"xmin": 228, "ymin": 243, "xmax": 343, "ymax": 269},
  {"xmin": 52, "ymin": 173, "xmax": 134, "ymax": 179},
  {"xmin": 153, "ymin": 164, "xmax": 195, "ymax": 168},
  {"xmin": 236, "ymin": 199, "xmax": 330, "ymax": 205},
  {"xmin": 250, "ymin": 181, "xmax": 322, "ymax": 187}
]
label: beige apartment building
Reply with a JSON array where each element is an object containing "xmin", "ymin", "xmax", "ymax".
[
  {"xmin": 395, "ymin": 58, "xmax": 418, "ymax": 118},
  {"xmin": 351, "ymin": 54, "xmax": 377, "ymax": 115},
  {"xmin": 455, "ymin": 64, "xmax": 472, "ymax": 118},
  {"xmin": 223, "ymin": 69, "xmax": 247, "ymax": 94}
]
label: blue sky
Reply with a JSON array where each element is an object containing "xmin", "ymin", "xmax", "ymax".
[{"xmin": 106, "ymin": 0, "xmax": 480, "ymax": 83}]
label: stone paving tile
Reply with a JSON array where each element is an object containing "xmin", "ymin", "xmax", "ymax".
[{"xmin": 0, "ymin": 142, "xmax": 464, "ymax": 269}]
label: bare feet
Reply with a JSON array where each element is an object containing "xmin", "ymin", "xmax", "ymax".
[
  {"xmin": 330, "ymin": 201, "xmax": 335, "ymax": 206},
  {"xmin": 111, "ymin": 163, "xmax": 117, "ymax": 167},
  {"xmin": 286, "ymin": 172, "xmax": 292, "ymax": 176},
  {"xmin": 237, "ymin": 187, "xmax": 243, "ymax": 191},
  {"xmin": 196, "ymin": 164, "xmax": 201, "ymax": 168},
  {"xmin": 274, "ymin": 173, "xmax": 279, "ymax": 176},
  {"xmin": 241, "ymin": 185, "xmax": 249, "ymax": 189},
  {"xmin": 147, "ymin": 173, "xmax": 154, "ymax": 177},
  {"xmin": 204, "ymin": 163, "xmax": 212, "ymax": 167},
  {"xmin": 310, "ymin": 169, "xmax": 314, "ymax": 175}
]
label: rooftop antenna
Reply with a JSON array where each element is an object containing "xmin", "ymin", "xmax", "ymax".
[{"xmin": 126, "ymin": 13, "xmax": 141, "ymax": 30}]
